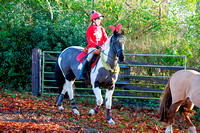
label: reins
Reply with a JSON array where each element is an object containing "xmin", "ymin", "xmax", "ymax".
[
  {"xmin": 98, "ymin": 35, "xmax": 125, "ymax": 73},
  {"xmin": 100, "ymin": 52, "xmax": 120, "ymax": 73},
  {"xmin": 123, "ymin": 60, "xmax": 162, "ymax": 83},
  {"xmin": 79, "ymin": 49, "xmax": 97, "ymax": 61},
  {"xmin": 101, "ymin": 51, "xmax": 118, "ymax": 61},
  {"xmin": 90, "ymin": 34, "xmax": 124, "ymax": 74}
]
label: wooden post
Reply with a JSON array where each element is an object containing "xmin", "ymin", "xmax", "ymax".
[
  {"xmin": 32, "ymin": 48, "xmax": 42, "ymax": 96},
  {"xmin": 120, "ymin": 65, "xmax": 130, "ymax": 83},
  {"xmin": 124, "ymin": 66, "xmax": 130, "ymax": 83}
]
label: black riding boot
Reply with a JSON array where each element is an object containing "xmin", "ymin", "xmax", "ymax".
[{"xmin": 78, "ymin": 59, "xmax": 89, "ymax": 80}]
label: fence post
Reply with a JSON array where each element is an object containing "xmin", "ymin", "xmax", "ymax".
[
  {"xmin": 32, "ymin": 48, "xmax": 42, "ymax": 96},
  {"xmin": 121, "ymin": 66, "xmax": 130, "ymax": 82}
]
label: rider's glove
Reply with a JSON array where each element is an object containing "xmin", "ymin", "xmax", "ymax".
[{"xmin": 96, "ymin": 45, "xmax": 101, "ymax": 49}]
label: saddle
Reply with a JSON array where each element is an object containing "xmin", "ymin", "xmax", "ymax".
[{"xmin": 76, "ymin": 48, "xmax": 100, "ymax": 77}]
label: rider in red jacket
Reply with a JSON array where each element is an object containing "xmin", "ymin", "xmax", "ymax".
[
  {"xmin": 78, "ymin": 10, "xmax": 108, "ymax": 80},
  {"xmin": 86, "ymin": 21, "xmax": 108, "ymax": 49}
]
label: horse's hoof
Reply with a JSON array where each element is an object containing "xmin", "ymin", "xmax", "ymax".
[
  {"xmin": 73, "ymin": 109, "xmax": 80, "ymax": 115},
  {"xmin": 188, "ymin": 126, "xmax": 197, "ymax": 133},
  {"xmin": 58, "ymin": 106, "xmax": 64, "ymax": 110},
  {"xmin": 165, "ymin": 125, "xmax": 172, "ymax": 133},
  {"xmin": 89, "ymin": 109, "xmax": 95, "ymax": 116},
  {"xmin": 108, "ymin": 118, "xmax": 115, "ymax": 124}
]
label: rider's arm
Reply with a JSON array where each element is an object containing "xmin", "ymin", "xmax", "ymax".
[{"xmin": 86, "ymin": 26, "xmax": 97, "ymax": 49}]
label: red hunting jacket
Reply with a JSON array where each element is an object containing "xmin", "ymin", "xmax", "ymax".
[{"xmin": 86, "ymin": 25, "xmax": 108, "ymax": 49}]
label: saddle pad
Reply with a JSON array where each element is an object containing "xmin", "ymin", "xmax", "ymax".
[
  {"xmin": 76, "ymin": 51, "xmax": 98, "ymax": 69},
  {"xmin": 76, "ymin": 51, "xmax": 87, "ymax": 63}
]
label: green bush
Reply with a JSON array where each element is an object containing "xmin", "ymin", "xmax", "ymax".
[{"xmin": 0, "ymin": 0, "xmax": 88, "ymax": 90}]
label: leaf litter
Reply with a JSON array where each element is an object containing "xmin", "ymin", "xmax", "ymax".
[{"xmin": 0, "ymin": 91, "xmax": 199, "ymax": 132}]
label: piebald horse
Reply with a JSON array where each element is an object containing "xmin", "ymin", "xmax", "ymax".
[
  {"xmin": 54, "ymin": 24, "xmax": 125, "ymax": 124},
  {"xmin": 160, "ymin": 69, "xmax": 200, "ymax": 133}
]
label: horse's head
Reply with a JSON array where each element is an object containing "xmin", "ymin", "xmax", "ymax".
[{"xmin": 111, "ymin": 30, "xmax": 126, "ymax": 62}]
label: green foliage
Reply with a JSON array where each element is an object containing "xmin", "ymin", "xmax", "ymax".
[
  {"xmin": 0, "ymin": 0, "xmax": 88, "ymax": 90},
  {"xmin": 0, "ymin": 0, "xmax": 200, "ymax": 91}
]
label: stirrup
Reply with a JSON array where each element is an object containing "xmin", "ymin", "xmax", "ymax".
[{"xmin": 78, "ymin": 74, "xmax": 86, "ymax": 80}]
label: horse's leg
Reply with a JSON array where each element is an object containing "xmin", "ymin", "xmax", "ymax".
[
  {"xmin": 105, "ymin": 88, "xmax": 115, "ymax": 124},
  {"xmin": 165, "ymin": 100, "xmax": 184, "ymax": 133},
  {"xmin": 89, "ymin": 85, "xmax": 103, "ymax": 116},
  {"xmin": 57, "ymin": 82, "xmax": 68, "ymax": 110},
  {"xmin": 182, "ymin": 98, "xmax": 197, "ymax": 133},
  {"xmin": 58, "ymin": 80, "xmax": 79, "ymax": 115},
  {"xmin": 66, "ymin": 80, "xmax": 79, "ymax": 115}
]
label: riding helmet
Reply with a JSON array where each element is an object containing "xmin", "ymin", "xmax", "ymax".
[{"xmin": 90, "ymin": 10, "xmax": 104, "ymax": 21}]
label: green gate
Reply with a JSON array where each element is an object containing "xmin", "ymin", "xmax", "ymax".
[
  {"xmin": 37, "ymin": 50, "xmax": 186, "ymax": 100},
  {"xmin": 31, "ymin": 48, "xmax": 186, "ymax": 99}
]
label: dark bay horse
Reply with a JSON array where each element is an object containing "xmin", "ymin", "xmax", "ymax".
[
  {"xmin": 160, "ymin": 69, "xmax": 200, "ymax": 133},
  {"xmin": 54, "ymin": 28, "xmax": 125, "ymax": 124}
]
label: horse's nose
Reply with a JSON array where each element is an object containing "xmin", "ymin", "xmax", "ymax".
[
  {"xmin": 119, "ymin": 57, "xmax": 125, "ymax": 62},
  {"xmin": 119, "ymin": 54, "xmax": 125, "ymax": 62}
]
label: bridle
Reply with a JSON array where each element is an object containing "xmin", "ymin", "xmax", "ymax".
[
  {"xmin": 93, "ymin": 34, "xmax": 124, "ymax": 73},
  {"xmin": 111, "ymin": 36, "xmax": 124, "ymax": 55},
  {"xmin": 101, "ymin": 35, "xmax": 124, "ymax": 61}
]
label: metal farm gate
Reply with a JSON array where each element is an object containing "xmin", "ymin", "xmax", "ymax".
[{"xmin": 32, "ymin": 48, "xmax": 187, "ymax": 100}]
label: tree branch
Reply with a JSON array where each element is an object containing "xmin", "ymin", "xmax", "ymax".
[{"xmin": 46, "ymin": 0, "xmax": 53, "ymax": 20}]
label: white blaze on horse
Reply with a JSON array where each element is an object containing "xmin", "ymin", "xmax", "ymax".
[
  {"xmin": 54, "ymin": 24, "xmax": 125, "ymax": 124},
  {"xmin": 160, "ymin": 69, "xmax": 200, "ymax": 133}
]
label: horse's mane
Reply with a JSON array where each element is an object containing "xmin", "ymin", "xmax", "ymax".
[{"xmin": 103, "ymin": 36, "xmax": 112, "ymax": 53}]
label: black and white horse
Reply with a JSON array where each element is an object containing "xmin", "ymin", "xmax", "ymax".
[{"xmin": 55, "ymin": 25, "xmax": 125, "ymax": 124}]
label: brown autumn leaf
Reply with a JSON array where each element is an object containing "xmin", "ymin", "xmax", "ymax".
[{"xmin": 0, "ymin": 90, "xmax": 199, "ymax": 132}]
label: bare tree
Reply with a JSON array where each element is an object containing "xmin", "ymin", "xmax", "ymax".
[
  {"xmin": 161, "ymin": 0, "xmax": 169, "ymax": 16},
  {"xmin": 196, "ymin": 0, "xmax": 200, "ymax": 13}
]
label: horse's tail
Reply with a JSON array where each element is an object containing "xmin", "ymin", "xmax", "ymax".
[
  {"xmin": 54, "ymin": 61, "xmax": 65, "ymax": 94},
  {"xmin": 159, "ymin": 79, "xmax": 172, "ymax": 122}
]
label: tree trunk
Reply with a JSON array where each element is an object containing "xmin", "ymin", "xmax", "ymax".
[
  {"xmin": 159, "ymin": 0, "xmax": 169, "ymax": 20},
  {"xmin": 196, "ymin": 0, "xmax": 200, "ymax": 13},
  {"xmin": 162, "ymin": 0, "xmax": 169, "ymax": 17}
]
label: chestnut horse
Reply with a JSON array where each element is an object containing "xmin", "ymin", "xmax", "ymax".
[{"xmin": 160, "ymin": 69, "xmax": 200, "ymax": 133}]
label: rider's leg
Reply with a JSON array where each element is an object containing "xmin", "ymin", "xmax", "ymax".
[
  {"xmin": 78, "ymin": 59, "xmax": 89, "ymax": 80},
  {"xmin": 78, "ymin": 48, "xmax": 95, "ymax": 80}
]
